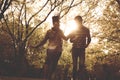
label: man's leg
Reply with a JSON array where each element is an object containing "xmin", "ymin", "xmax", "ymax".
[
  {"xmin": 78, "ymin": 48, "xmax": 89, "ymax": 80},
  {"xmin": 72, "ymin": 48, "xmax": 78, "ymax": 80},
  {"xmin": 79, "ymin": 48, "xmax": 85, "ymax": 70}
]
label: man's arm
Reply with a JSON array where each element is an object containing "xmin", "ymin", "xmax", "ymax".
[{"xmin": 86, "ymin": 29, "xmax": 91, "ymax": 48}]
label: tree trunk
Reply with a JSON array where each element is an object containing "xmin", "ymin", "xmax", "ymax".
[{"xmin": 15, "ymin": 43, "xmax": 28, "ymax": 76}]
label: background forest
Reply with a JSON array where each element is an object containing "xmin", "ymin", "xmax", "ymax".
[{"xmin": 0, "ymin": 0, "xmax": 120, "ymax": 80}]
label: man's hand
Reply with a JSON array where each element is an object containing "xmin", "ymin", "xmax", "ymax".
[{"xmin": 85, "ymin": 44, "xmax": 89, "ymax": 48}]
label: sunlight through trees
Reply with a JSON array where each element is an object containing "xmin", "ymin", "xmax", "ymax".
[{"xmin": 0, "ymin": 0, "xmax": 120, "ymax": 78}]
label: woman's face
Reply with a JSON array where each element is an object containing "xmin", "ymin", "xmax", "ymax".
[{"xmin": 53, "ymin": 21, "xmax": 60, "ymax": 28}]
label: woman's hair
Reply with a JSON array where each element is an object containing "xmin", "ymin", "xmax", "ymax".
[{"xmin": 52, "ymin": 15, "xmax": 59, "ymax": 22}]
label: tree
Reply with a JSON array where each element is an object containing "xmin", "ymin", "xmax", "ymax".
[
  {"xmin": 0, "ymin": 0, "xmax": 82, "ymax": 75},
  {"xmin": 0, "ymin": 0, "xmax": 12, "ymax": 19},
  {"xmin": 0, "ymin": 0, "xmax": 120, "ymax": 78}
]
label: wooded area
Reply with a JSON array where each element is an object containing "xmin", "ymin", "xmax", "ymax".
[{"xmin": 0, "ymin": 0, "xmax": 120, "ymax": 80}]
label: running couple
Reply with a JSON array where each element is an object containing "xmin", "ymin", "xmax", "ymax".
[{"xmin": 32, "ymin": 15, "xmax": 91, "ymax": 80}]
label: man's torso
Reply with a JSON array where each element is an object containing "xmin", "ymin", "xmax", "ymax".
[{"xmin": 69, "ymin": 26, "xmax": 89, "ymax": 48}]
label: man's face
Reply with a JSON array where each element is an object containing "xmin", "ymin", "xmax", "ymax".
[{"xmin": 75, "ymin": 19, "xmax": 82, "ymax": 28}]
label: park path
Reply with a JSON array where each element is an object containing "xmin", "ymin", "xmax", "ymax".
[{"xmin": 0, "ymin": 76, "xmax": 43, "ymax": 80}]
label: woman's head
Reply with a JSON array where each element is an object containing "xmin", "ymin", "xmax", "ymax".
[{"xmin": 52, "ymin": 15, "xmax": 60, "ymax": 29}]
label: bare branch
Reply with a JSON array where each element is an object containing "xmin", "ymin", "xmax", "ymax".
[
  {"xmin": 0, "ymin": 0, "xmax": 4, "ymax": 8},
  {"xmin": 23, "ymin": 0, "xmax": 66, "ymax": 42},
  {"xmin": 28, "ymin": 0, "xmax": 49, "ymax": 24},
  {"xmin": 3, "ymin": 16, "xmax": 15, "ymax": 41},
  {"xmin": 11, "ymin": 10, "xmax": 15, "ymax": 38},
  {"xmin": 3, "ymin": 0, "xmax": 12, "ymax": 13},
  {"xmin": 60, "ymin": 0, "xmax": 75, "ymax": 18},
  {"xmin": 23, "ymin": 2, "xmax": 58, "ymax": 42},
  {"xmin": 60, "ymin": 1, "xmax": 82, "ymax": 18},
  {"xmin": 0, "ymin": 0, "xmax": 12, "ymax": 19},
  {"xmin": 16, "ymin": 0, "xmax": 25, "ymax": 42}
]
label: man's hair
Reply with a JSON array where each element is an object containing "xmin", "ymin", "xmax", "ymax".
[
  {"xmin": 74, "ymin": 16, "xmax": 82, "ymax": 22},
  {"xmin": 52, "ymin": 15, "xmax": 59, "ymax": 22}
]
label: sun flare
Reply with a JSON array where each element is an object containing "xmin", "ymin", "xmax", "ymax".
[{"xmin": 60, "ymin": 20, "xmax": 78, "ymax": 36}]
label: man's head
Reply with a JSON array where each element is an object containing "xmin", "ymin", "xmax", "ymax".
[
  {"xmin": 74, "ymin": 16, "xmax": 82, "ymax": 22},
  {"xmin": 74, "ymin": 16, "xmax": 83, "ymax": 27}
]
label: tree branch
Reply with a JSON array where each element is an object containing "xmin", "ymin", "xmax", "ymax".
[{"xmin": 28, "ymin": 0, "xmax": 49, "ymax": 24}]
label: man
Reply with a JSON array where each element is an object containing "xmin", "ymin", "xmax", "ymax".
[
  {"xmin": 33, "ymin": 15, "xmax": 67, "ymax": 80},
  {"xmin": 67, "ymin": 16, "xmax": 91, "ymax": 80}
]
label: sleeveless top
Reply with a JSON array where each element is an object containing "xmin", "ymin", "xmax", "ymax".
[{"xmin": 46, "ymin": 28, "xmax": 65, "ymax": 52}]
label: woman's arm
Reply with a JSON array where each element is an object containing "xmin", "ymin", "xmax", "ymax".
[{"xmin": 35, "ymin": 31, "xmax": 49, "ymax": 48}]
